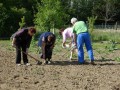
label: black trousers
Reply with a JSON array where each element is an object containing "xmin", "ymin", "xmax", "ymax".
[
  {"xmin": 16, "ymin": 45, "xmax": 28, "ymax": 64},
  {"xmin": 41, "ymin": 45, "xmax": 52, "ymax": 60},
  {"xmin": 45, "ymin": 45, "xmax": 52, "ymax": 59}
]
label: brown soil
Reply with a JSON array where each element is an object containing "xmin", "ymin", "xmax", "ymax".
[{"xmin": 0, "ymin": 44, "xmax": 120, "ymax": 90}]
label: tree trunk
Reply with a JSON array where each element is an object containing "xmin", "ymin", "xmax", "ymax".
[{"xmin": 105, "ymin": 19, "xmax": 107, "ymax": 29}]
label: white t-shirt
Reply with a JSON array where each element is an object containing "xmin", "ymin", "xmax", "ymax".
[{"xmin": 62, "ymin": 27, "xmax": 74, "ymax": 43}]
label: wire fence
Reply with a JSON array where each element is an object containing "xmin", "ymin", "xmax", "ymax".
[{"xmin": 94, "ymin": 24, "xmax": 120, "ymax": 30}]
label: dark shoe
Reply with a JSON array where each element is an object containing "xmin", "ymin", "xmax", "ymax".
[
  {"xmin": 43, "ymin": 60, "xmax": 49, "ymax": 65},
  {"xmin": 78, "ymin": 62, "xmax": 85, "ymax": 65},
  {"xmin": 40, "ymin": 54, "xmax": 43, "ymax": 59},
  {"xmin": 46, "ymin": 61, "xmax": 48, "ymax": 64},
  {"xmin": 36, "ymin": 61, "xmax": 42, "ymax": 65},
  {"xmin": 78, "ymin": 61, "xmax": 89, "ymax": 65},
  {"xmin": 46, "ymin": 59, "xmax": 51, "ymax": 64},
  {"xmin": 90, "ymin": 61, "xmax": 96, "ymax": 65}
]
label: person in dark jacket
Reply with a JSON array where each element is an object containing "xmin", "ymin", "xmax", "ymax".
[
  {"xmin": 38, "ymin": 32, "xmax": 56, "ymax": 64},
  {"xmin": 12, "ymin": 27, "xmax": 36, "ymax": 66}
]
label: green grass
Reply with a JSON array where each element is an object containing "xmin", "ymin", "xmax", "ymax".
[
  {"xmin": 91, "ymin": 30, "xmax": 120, "ymax": 42},
  {"xmin": 1, "ymin": 30, "xmax": 120, "ymax": 62},
  {"xmin": 114, "ymin": 57, "xmax": 120, "ymax": 62}
]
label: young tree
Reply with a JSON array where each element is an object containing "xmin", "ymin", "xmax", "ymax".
[
  {"xmin": 87, "ymin": 16, "xmax": 97, "ymax": 35},
  {"xmin": 19, "ymin": 16, "xmax": 26, "ymax": 29}
]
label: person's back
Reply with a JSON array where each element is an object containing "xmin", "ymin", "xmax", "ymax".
[
  {"xmin": 62, "ymin": 27, "xmax": 74, "ymax": 46},
  {"xmin": 73, "ymin": 21, "xmax": 88, "ymax": 35},
  {"xmin": 38, "ymin": 32, "xmax": 54, "ymax": 47},
  {"xmin": 63, "ymin": 27, "xmax": 73, "ymax": 39},
  {"xmin": 71, "ymin": 17, "xmax": 95, "ymax": 65},
  {"xmin": 38, "ymin": 32, "xmax": 56, "ymax": 64},
  {"xmin": 11, "ymin": 27, "xmax": 36, "ymax": 66},
  {"xmin": 60, "ymin": 27, "xmax": 77, "ymax": 60}
]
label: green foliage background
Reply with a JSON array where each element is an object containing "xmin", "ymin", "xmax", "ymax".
[{"xmin": 0, "ymin": 0, "xmax": 120, "ymax": 38}]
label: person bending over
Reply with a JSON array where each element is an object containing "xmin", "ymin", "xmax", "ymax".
[
  {"xmin": 71, "ymin": 17, "xmax": 95, "ymax": 65},
  {"xmin": 12, "ymin": 27, "xmax": 36, "ymax": 66},
  {"xmin": 38, "ymin": 32, "xmax": 56, "ymax": 64},
  {"xmin": 59, "ymin": 27, "xmax": 77, "ymax": 60}
]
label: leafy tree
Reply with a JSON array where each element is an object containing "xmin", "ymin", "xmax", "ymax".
[
  {"xmin": 34, "ymin": 0, "xmax": 69, "ymax": 33},
  {"xmin": 0, "ymin": 3, "xmax": 9, "ymax": 37},
  {"xmin": 0, "ymin": 0, "xmax": 120, "ymax": 38},
  {"xmin": 61, "ymin": 0, "xmax": 94, "ymax": 21}
]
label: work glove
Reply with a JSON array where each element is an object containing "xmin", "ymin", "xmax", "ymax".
[
  {"xmin": 62, "ymin": 44, "xmax": 70, "ymax": 48},
  {"xmin": 71, "ymin": 43, "xmax": 77, "ymax": 49}
]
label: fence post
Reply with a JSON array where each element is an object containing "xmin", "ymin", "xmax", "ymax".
[{"xmin": 115, "ymin": 22, "xmax": 118, "ymax": 30}]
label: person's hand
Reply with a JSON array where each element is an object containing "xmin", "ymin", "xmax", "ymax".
[
  {"xmin": 12, "ymin": 43, "xmax": 16, "ymax": 48},
  {"xmin": 40, "ymin": 54, "xmax": 46, "ymax": 59},
  {"xmin": 62, "ymin": 44, "xmax": 70, "ymax": 48},
  {"xmin": 62, "ymin": 44, "xmax": 66, "ymax": 48},
  {"xmin": 12, "ymin": 38, "xmax": 16, "ymax": 48},
  {"xmin": 66, "ymin": 44, "xmax": 70, "ymax": 48},
  {"xmin": 43, "ymin": 54, "xmax": 45, "ymax": 59},
  {"xmin": 50, "ymin": 44, "xmax": 55, "ymax": 49}
]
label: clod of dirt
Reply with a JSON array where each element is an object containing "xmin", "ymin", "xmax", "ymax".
[
  {"xmin": 112, "ymin": 84, "xmax": 120, "ymax": 90},
  {"xmin": 1, "ymin": 83, "xmax": 9, "ymax": 89},
  {"xmin": 34, "ymin": 81, "xmax": 39, "ymax": 84},
  {"xmin": 112, "ymin": 86, "xmax": 119, "ymax": 90},
  {"xmin": 23, "ymin": 77, "xmax": 29, "ymax": 80},
  {"xmin": 13, "ymin": 75, "xmax": 19, "ymax": 79},
  {"xmin": 37, "ymin": 61, "xmax": 42, "ymax": 65}
]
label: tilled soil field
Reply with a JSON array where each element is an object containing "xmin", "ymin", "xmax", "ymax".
[{"xmin": 1, "ymin": 41, "xmax": 120, "ymax": 90}]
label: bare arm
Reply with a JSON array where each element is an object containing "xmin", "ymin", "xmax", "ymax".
[
  {"xmin": 74, "ymin": 33, "xmax": 77, "ymax": 46},
  {"xmin": 12, "ymin": 38, "xmax": 16, "ymax": 47},
  {"xmin": 62, "ymin": 33, "xmax": 66, "ymax": 48},
  {"xmin": 62, "ymin": 41, "xmax": 66, "ymax": 48},
  {"xmin": 51, "ymin": 35, "xmax": 56, "ymax": 49}
]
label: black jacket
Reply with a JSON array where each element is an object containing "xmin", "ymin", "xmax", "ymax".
[{"xmin": 14, "ymin": 29, "xmax": 32, "ymax": 48}]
